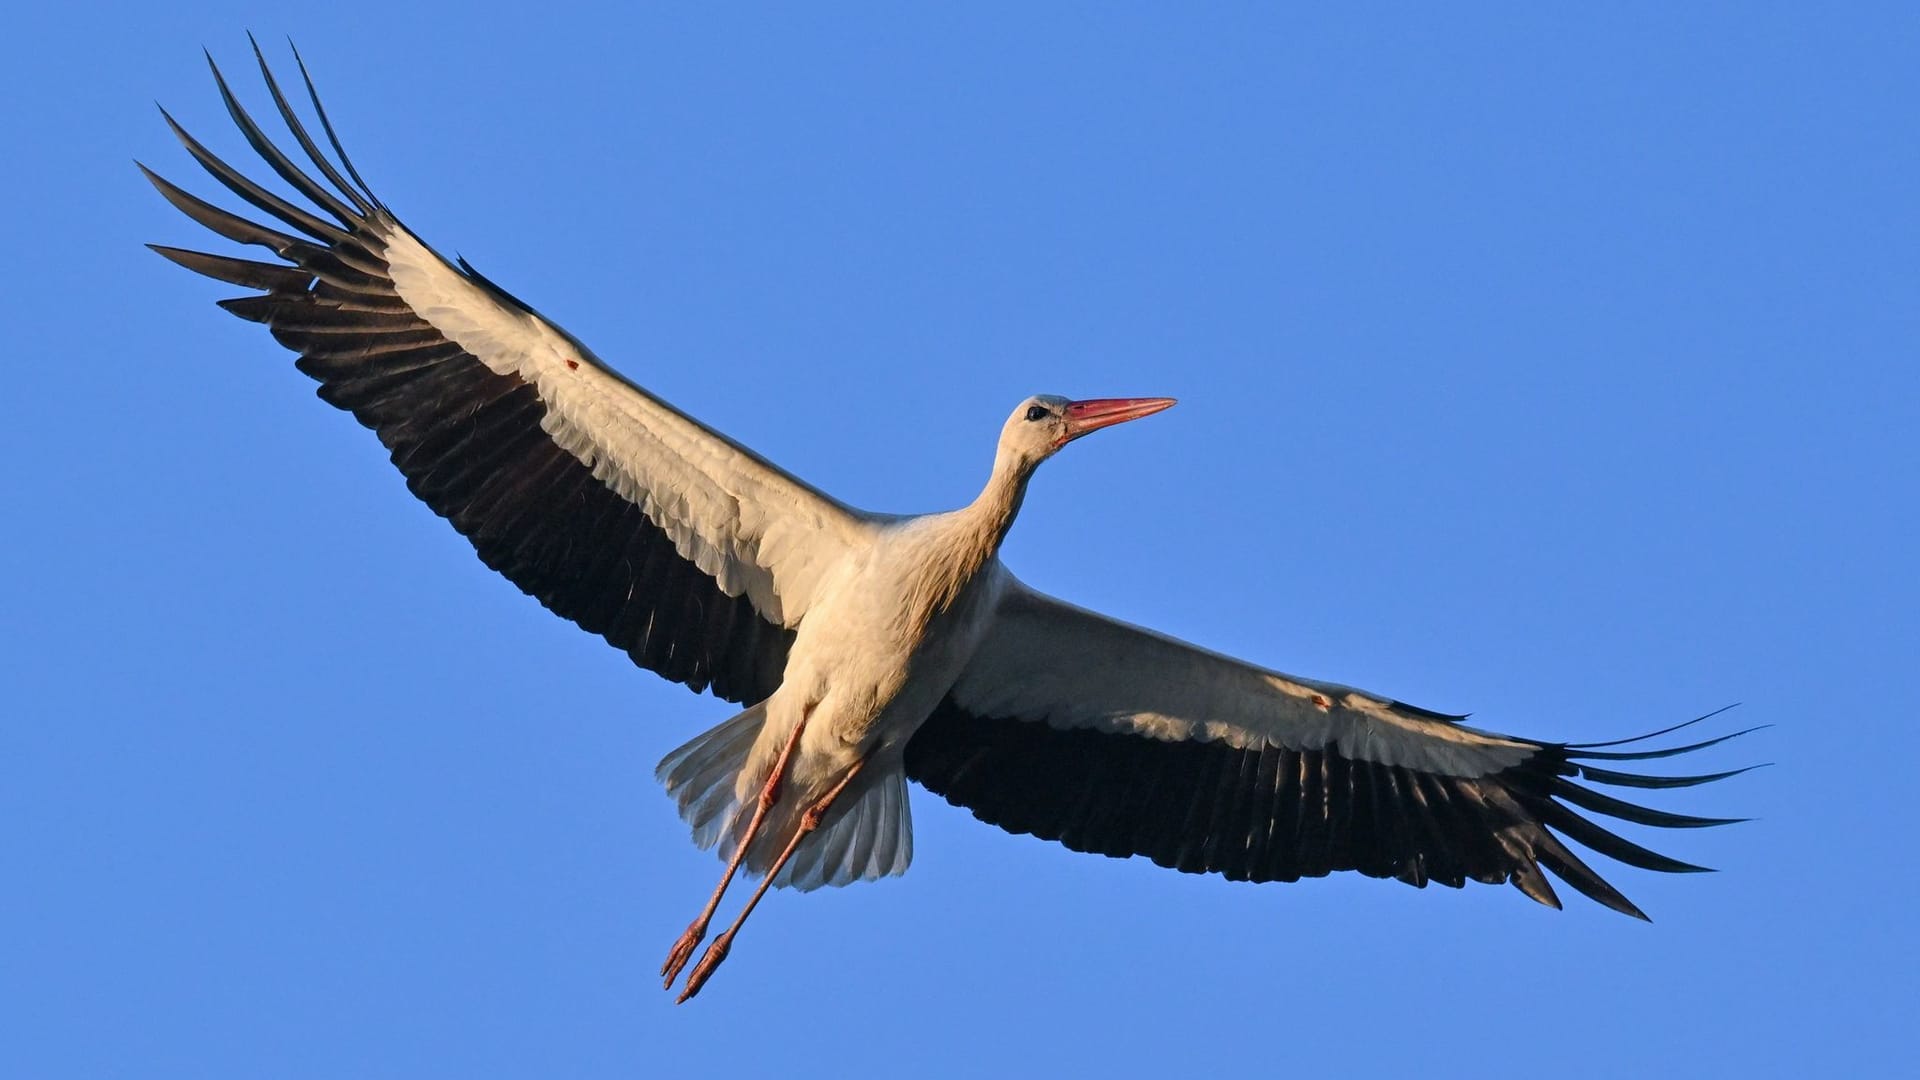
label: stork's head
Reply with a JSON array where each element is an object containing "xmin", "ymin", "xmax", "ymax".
[{"xmin": 998, "ymin": 394, "xmax": 1177, "ymax": 470}]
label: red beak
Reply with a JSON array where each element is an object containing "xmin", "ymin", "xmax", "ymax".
[{"xmin": 1061, "ymin": 397, "xmax": 1177, "ymax": 444}]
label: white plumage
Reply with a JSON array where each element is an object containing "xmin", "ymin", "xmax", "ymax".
[{"xmin": 148, "ymin": 42, "xmax": 1751, "ymax": 1003}]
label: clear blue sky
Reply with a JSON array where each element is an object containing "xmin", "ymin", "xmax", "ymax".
[{"xmin": 4, "ymin": 5, "xmax": 1914, "ymax": 1077}]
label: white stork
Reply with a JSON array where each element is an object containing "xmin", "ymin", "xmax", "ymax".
[{"xmin": 148, "ymin": 44, "xmax": 1752, "ymax": 1002}]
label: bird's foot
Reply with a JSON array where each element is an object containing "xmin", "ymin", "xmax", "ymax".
[
  {"xmin": 676, "ymin": 930, "xmax": 733, "ymax": 1004},
  {"xmin": 660, "ymin": 922, "xmax": 706, "ymax": 989}
]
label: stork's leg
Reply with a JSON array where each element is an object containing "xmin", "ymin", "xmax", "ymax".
[
  {"xmin": 660, "ymin": 708, "xmax": 810, "ymax": 990},
  {"xmin": 676, "ymin": 759, "xmax": 867, "ymax": 1004}
]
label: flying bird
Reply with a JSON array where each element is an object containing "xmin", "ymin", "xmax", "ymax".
[{"xmin": 147, "ymin": 43, "xmax": 1752, "ymax": 1002}]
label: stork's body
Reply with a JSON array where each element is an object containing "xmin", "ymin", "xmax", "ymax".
[
  {"xmin": 695, "ymin": 495, "xmax": 1021, "ymax": 883},
  {"xmin": 147, "ymin": 43, "xmax": 1751, "ymax": 1005},
  {"xmin": 771, "ymin": 522, "xmax": 1001, "ymax": 770}
]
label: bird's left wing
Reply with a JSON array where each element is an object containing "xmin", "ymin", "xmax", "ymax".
[
  {"xmin": 145, "ymin": 46, "xmax": 874, "ymax": 703},
  {"xmin": 906, "ymin": 577, "xmax": 1754, "ymax": 918}
]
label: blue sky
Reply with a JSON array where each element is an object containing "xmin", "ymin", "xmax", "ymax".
[{"xmin": 5, "ymin": 4, "xmax": 1915, "ymax": 1077}]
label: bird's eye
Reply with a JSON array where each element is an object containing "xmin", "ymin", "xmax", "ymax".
[{"xmin": 1025, "ymin": 405, "xmax": 1050, "ymax": 422}]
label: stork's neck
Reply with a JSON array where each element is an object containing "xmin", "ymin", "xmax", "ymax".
[{"xmin": 957, "ymin": 445, "xmax": 1036, "ymax": 558}]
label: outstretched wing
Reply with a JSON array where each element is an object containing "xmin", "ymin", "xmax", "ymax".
[
  {"xmin": 146, "ymin": 43, "xmax": 875, "ymax": 703},
  {"xmin": 906, "ymin": 578, "xmax": 1754, "ymax": 918}
]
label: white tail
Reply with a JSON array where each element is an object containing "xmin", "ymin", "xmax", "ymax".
[
  {"xmin": 772, "ymin": 768, "xmax": 912, "ymax": 892},
  {"xmin": 655, "ymin": 702, "xmax": 771, "ymax": 851},
  {"xmin": 656, "ymin": 706, "xmax": 913, "ymax": 891}
]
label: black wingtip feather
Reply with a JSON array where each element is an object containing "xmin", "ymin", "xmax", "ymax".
[
  {"xmin": 1565, "ymin": 704, "xmax": 1743, "ymax": 749},
  {"xmin": 288, "ymin": 39, "xmax": 384, "ymax": 212},
  {"xmin": 203, "ymin": 50, "xmax": 366, "ymax": 234},
  {"xmin": 217, "ymin": 295, "xmax": 281, "ymax": 323},
  {"xmin": 1521, "ymin": 820, "xmax": 1652, "ymax": 919},
  {"xmin": 1535, "ymin": 800, "xmax": 1716, "ymax": 875},
  {"xmin": 1568, "ymin": 725, "xmax": 1768, "ymax": 762},
  {"xmin": 247, "ymin": 35, "xmax": 376, "ymax": 220},
  {"xmin": 1552, "ymin": 778, "xmax": 1749, "ymax": 829},
  {"xmin": 140, "ymin": 161, "xmax": 305, "ymax": 255},
  {"xmin": 156, "ymin": 104, "xmax": 349, "ymax": 245},
  {"xmin": 1575, "ymin": 761, "xmax": 1767, "ymax": 790},
  {"xmin": 149, "ymin": 244, "xmax": 314, "ymax": 292},
  {"xmin": 1508, "ymin": 861, "xmax": 1563, "ymax": 910}
]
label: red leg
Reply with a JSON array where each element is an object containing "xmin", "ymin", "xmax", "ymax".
[
  {"xmin": 660, "ymin": 708, "xmax": 809, "ymax": 990},
  {"xmin": 676, "ymin": 760, "xmax": 867, "ymax": 1004}
]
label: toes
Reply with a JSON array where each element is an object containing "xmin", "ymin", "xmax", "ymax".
[
  {"xmin": 676, "ymin": 934, "xmax": 733, "ymax": 1004},
  {"xmin": 661, "ymin": 927, "xmax": 705, "ymax": 987}
]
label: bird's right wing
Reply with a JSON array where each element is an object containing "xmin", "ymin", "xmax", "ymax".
[
  {"xmin": 147, "ymin": 45, "xmax": 875, "ymax": 703},
  {"xmin": 906, "ymin": 577, "xmax": 1755, "ymax": 917}
]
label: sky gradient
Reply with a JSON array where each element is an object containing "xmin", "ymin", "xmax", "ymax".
[{"xmin": 5, "ymin": 5, "xmax": 1915, "ymax": 1077}]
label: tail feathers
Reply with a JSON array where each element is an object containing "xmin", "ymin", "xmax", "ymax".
[
  {"xmin": 656, "ymin": 701, "xmax": 769, "ymax": 852},
  {"xmin": 771, "ymin": 768, "xmax": 913, "ymax": 892},
  {"xmin": 655, "ymin": 705, "xmax": 914, "ymax": 891}
]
